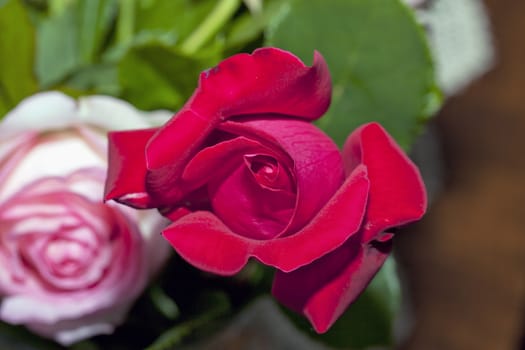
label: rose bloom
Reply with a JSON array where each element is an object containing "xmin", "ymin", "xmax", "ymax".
[
  {"xmin": 105, "ymin": 48, "xmax": 427, "ymax": 332},
  {"xmin": 0, "ymin": 92, "xmax": 170, "ymax": 345}
]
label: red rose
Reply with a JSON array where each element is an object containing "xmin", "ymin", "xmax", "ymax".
[{"xmin": 104, "ymin": 47, "xmax": 426, "ymax": 332}]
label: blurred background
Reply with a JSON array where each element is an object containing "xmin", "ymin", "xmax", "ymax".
[
  {"xmin": 396, "ymin": 0, "xmax": 525, "ymax": 349},
  {"xmin": 0, "ymin": 0, "xmax": 523, "ymax": 349}
]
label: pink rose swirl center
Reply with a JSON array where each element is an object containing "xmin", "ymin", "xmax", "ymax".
[{"xmin": 44, "ymin": 238, "xmax": 94, "ymax": 277}]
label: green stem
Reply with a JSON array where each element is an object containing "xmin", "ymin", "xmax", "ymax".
[
  {"xmin": 48, "ymin": 0, "xmax": 73, "ymax": 16},
  {"xmin": 116, "ymin": 0, "xmax": 135, "ymax": 45},
  {"xmin": 180, "ymin": 0, "xmax": 241, "ymax": 55}
]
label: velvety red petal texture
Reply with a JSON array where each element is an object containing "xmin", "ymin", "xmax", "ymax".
[
  {"xmin": 144, "ymin": 48, "xmax": 331, "ymax": 204},
  {"xmin": 104, "ymin": 128, "xmax": 158, "ymax": 208},
  {"xmin": 343, "ymin": 122, "xmax": 427, "ymax": 242},
  {"xmin": 271, "ymin": 122, "xmax": 427, "ymax": 333},
  {"xmin": 272, "ymin": 238, "xmax": 391, "ymax": 333},
  {"xmin": 209, "ymin": 162, "xmax": 296, "ymax": 240},
  {"xmin": 162, "ymin": 165, "xmax": 369, "ymax": 274},
  {"xmin": 218, "ymin": 117, "xmax": 345, "ymax": 236},
  {"xmin": 182, "ymin": 136, "xmax": 280, "ymax": 192},
  {"xmin": 102, "ymin": 47, "xmax": 428, "ymax": 335},
  {"xmin": 191, "ymin": 48, "xmax": 331, "ymax": 120}
]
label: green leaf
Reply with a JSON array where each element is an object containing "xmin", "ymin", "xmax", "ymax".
[
  {"xmin": 35, "ymin": 0, "xmax": 117, "ymax": 87},
  {"xmin": 133, "ymin": 0, "xmax": 217, "ymax": 47},
  {"xmin": 0, "ymin": 0, "xmax": 38, "ymax": 117},
  {"xmin": 265, "ymin": 0, "xmax": 441, "ymax": 150},
  {"xmin": 63, "ymin": 63, "xmax": 120, "ymax": 96},
  {"xmin": 117, "ymin": 41, "xmax": 222, "ymax": 111},
  {"xmin": 284, "ymin": 257, "xmax": 401, "ymax": 349}
]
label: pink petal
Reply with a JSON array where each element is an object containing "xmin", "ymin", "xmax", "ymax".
[
  {"xmin": 0, "ymin": 92, "xmax": 77, "ymax": 136},
  {"xmin": 272, "ymin": 237, "xmax": 391, "ymax": 333},
  {"xmin": 144, "ymin": 48, "xmax": 331, "ymax": 203},
  {"xmin": 343, "ymin": 122, "xmax": 427, "ymax": 242},
  {"xmin": 162, "ymin": 165, "xmax": 369, "ymax": 275},
  {"xmin": 104, "ymin": 128, "xmax": 159, "ymax": 208}
]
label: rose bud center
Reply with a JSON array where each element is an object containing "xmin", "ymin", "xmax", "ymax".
[{"xmin": 209, "ymin": 152, "xmax": 296, "ymax": 241}]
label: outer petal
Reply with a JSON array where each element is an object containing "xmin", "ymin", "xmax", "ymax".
[
  {"xmin": 271, "ymin": 123, "xmax": 427, "ymax": 333},
  {"xmin": 0, "ymin": 92, "xmax": 77, "ymax": 139},
  {"xmin": 272, "ymin": 238, "xmax": 391, "ymax": 333},
  {"xmin": 191, "ymin": 48, "xmax": 331, "ymax": 120},
  {"xmin": 343, "ymin": 122, "xmax": 427, "ymax": 242},
  {"xmin": 75, "ymin": 95, "xmax": 171, "ymax": 130},
  {"xmin": 162, "ymin": 165, "xmax": 369, "ymax": 275},
  {"xmin": 0, "ymin": 132, "xmax": 38, "ymax": 201},
  {"xmin": 104, "ymin": 128, "xmax": 159, "ymax": 208},
  {"xmin": 0, "ymin": 92, "xmax": 167, "ymax": 138},
  {"xmin": 144, "ymin": 48, "xmax": 331, "ymax": 203}
]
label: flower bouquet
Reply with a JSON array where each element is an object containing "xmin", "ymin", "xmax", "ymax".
[{"xmin": 0, "ymin": 0, "xmax": 440, "ymax": 349}]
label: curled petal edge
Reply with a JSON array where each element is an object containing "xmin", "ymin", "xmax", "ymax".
[
  {"xmin": 162, "ymin": 165, "xmax": 369, "ymax": 275},
  {"xmin": 272, "ymin": 239, "xmax": 392, "ymax": 333},
  {"xmin": 343, "ymin": 122, "xmax": 427, "ymax": 242},
  {"xmin": 144, "ymin": 48, "xmax": 331, "ymax": 204}
]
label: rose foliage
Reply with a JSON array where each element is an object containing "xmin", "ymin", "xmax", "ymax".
[
  {"xmin": 0, "ymin": 92, "xmax": 170, "ymax": 345},
  {"xmin": 105, "ymin": 47, "xmax": 427, "ymax": 333}
]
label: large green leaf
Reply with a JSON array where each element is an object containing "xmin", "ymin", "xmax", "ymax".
[
  {"xmin": 266, "ymin": 0, "xmax": 441, "ymax": 150},
  {"xmin": 35, "ymin": 0, "xmax": 117, "ymax": 87},
  {"xmin": 0, "ymin": 0, "xmax": 37, "ymax": 117},
  {"xmin": 118, "ymin": 41, "xmax": 222, "ymax": 111}
]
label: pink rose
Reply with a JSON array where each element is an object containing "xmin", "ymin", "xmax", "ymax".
[
  {"xmin": 0, "ymin": 92, "xmax": 170, "ymax": 345},
  {"xmin": 105, "ymin": 48, "xmax": 426, "ymax": 332}
]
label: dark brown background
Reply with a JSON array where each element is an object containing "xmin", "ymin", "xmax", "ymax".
[{"xmin": 396, "ymin": 0, "xmax": 525, "ymax": 349}]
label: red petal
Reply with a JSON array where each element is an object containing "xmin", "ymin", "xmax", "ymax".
[
  {"xmin": 144, "ymin": 48, "xmax": 331, "ymax": 203},
  {"xmin": 162, "ymin": 211, "xmax": 250, "ymax": 275},
  {"xmin": 191, "ymin": 48, "xmax": 331, "ymax": 120},
  {"xmin": 272, "ymin": 238, "xmax": 391, "ymax": 333},
  {"xmin": 254, "ymin": 165, "xmax": 368, "ymax": 272},
  {"xmin": 162, "ymin": 165, "xmax": 369, "ymax": 275},
  {"xmin": 343, "ymin": 122, "xmax": 427, "ymax": 242},
  {"xmin": 219, "ymin": 117, "xmax": 345, "ymax": 236},
  {"xmin": 104, "ymin": 128, "xmax": 158, "ymax": 208},
  {"xmin": 182, "ymin": 136, "xmax": 279, "ymax": 190},
  {"xmin": 208, "ymin": 161, "xmax": 295, "ymax": 240}
]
